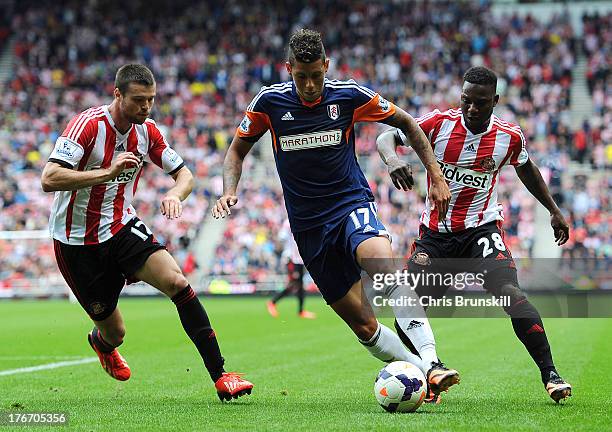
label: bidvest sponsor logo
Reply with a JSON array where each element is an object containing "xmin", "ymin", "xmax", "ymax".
[
  {"xmin": 280, "ymin": 129, "xmax": 342, "ymax": 151},
  {"xmin": 108, "ymin": 167, "xmax": 140, "ymax": 184},
  {"xmin": 438, "ymin": 161, "xmax": 492, "ymax": 190},
  {"xmin": 108, "ymin": 155, "xmax": 143, "ymax": 184}
]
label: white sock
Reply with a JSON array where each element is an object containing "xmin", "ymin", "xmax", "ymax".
[
  {"xmin": 394, "ymin": 317, "xmax": 438, "ymax": 369},
  {"xmin": 359, "ymin": 321, "xmax": 424, "ymax": 371},
  {"xmin": 384, "ymin": 282, "xmax": 438, "ymax": 371}
]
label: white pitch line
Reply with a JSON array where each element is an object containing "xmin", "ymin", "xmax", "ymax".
[
  {"xmin": 0, "ymin": 356, "xmax": 87, "ymax": 360},
  {"xmin": 0, "ymin": 358, "xmax": 97, "ymax": 376}
]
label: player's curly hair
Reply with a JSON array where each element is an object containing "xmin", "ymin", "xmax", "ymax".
[
  {"xmin": 115, "ymin": 64, "xmax": 155, "ymax": 94},
  {"xmin": 288, "ymin": 29, "xmax": 326, "ymax": 64},
  {"xmin": 463, "ymin": 66, "xmax": 497, "ymax": 87}
]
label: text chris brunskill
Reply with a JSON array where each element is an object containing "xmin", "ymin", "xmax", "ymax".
[{"xmin": 372, "ymin": 295, "xmax": 512, "ymax": 308}]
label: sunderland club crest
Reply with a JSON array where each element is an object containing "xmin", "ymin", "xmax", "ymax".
[
  {"xmin": 480, "ymin": 156, "xmax": 496, "ymax": 173},
  {"xmin": 327, "ymin": 104, "xmax": 340, "ymax": 120}
]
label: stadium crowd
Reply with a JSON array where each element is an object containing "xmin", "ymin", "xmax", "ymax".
[{"xmin": 0, "ymin": 1, "xmax": 609, "ymax": 292}]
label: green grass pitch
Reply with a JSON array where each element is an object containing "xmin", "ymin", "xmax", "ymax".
[{"xmin": 0, "ymin": 297, "xmax": 610, "ymax": 431}]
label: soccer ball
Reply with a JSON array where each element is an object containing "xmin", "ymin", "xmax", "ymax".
[{"xmin": 374, "ymin": 361, "xmax": 427, "ymax": 413}]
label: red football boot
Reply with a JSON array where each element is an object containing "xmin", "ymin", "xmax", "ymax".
[
  {"xmin": 87, "ymin": 332, "xmax": 131, "ymax": 381},
  {"xmin": 266, "ymin": 301, "xmax": 279, "ymax": 318},
  {"xmin": 215, "ymin": 372, "xmax": 254, "ymax": 401}
]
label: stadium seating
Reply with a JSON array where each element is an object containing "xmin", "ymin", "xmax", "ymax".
[{"xmin": 0, "ymin": 1, "xmax": 609, "ymax": 292}]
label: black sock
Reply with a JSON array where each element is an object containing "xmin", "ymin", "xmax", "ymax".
[
  {"xmin": 91, "ymin": 327, "xmax": 115, "ymax": 353},
  {"xmin": 272, "ymin": 287, "xmax": 291, "ymax": 304},
  {"xmin": 172, "ymin": 285, "xmax": 225, "ymax": 382},
  {"xmin": 506, "ymin": 300, "xmax": 556, "ymax": 382},
  {"xmin": 297, "ymin": 284, "xmax": 305, "ymax": 313}
]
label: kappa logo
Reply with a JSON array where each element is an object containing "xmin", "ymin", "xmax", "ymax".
[
  {"xmin": 327, "ymin": 104, "xmax": 339, "ymax": 120},
  {"xmin": 281, "ymin": 111, "xmax": 294, "ymax": 121}
]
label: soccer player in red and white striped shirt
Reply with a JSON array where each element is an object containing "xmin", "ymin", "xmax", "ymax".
[
  {"xmin": 41, "ymin": 64, "xmax": 253, "ymax": 401},
  {"xmin": 377, "ymin": 66, "xmax": 571, "ymax": 403}
]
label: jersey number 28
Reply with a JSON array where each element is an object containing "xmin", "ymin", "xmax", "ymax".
[{"xmin": 477, "ymin": 233, "xmax": 506, "ymax": 257}]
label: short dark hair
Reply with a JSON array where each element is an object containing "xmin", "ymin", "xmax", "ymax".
[
  {"xmin": 115, "ymin": 64, "xmax": 155, "ymax": 94},
  {"xmin": 463, "ymin": 66, "xmax": 497, "ymax": 88},
  {"xmin": 288, "ymin": 29, "xmax": 326, "ymax": 64}
]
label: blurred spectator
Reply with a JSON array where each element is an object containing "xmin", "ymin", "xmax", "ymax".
[{"xmin": 0, "ymin": 1, "xmax": 609, "ymax": 291}]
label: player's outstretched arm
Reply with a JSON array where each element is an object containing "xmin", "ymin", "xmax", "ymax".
[
  {"xmin": 376, "ymin": 129, "xmax": 414, "ymax": 191},
  {"xmin": 380, "ymin": 107, "xmax": 451, "ymax": 219},
  {"xmin": 212, "ymin": 135, "xmax": 255, "ymax": 219},
  {"xmin": 515, "ymin": 158, "xmax": 569, "ymax": 245},
  {"xmin": 161, "ymin": 166, "xmax": 194, "ymax": 220},
  {"xmin": 41, "ymin": 152, "xmax": 141, "ymax": 192}
]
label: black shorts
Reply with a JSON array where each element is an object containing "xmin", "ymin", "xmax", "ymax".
[
  {"xmin": 53, "ymin": 217, "xmax": 165, "ymax": 321},
  {"xmin": 407, "ymin": 221, "xmax": 518, "ymax": 297}
]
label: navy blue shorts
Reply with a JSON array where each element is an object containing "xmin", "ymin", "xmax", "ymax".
[{"xmin": 294, "ymin": 202, "xmax": 390, "ymax": 305}]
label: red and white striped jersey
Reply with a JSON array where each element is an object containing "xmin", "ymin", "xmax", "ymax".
[
  {"xmin": 398, "ymin": 108, "xmax": 528, "ymax": 233},
  {"xmin": 48, "ymin": 105, "xmax": 184, "ymax": 245}
]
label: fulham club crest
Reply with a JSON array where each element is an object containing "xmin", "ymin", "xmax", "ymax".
[{"xmin": 327, "ymin": 104, "xmax": 339, "ymax": 120}]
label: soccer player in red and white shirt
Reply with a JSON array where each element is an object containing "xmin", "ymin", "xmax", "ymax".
[
  {"xmin": 377, "ymin": 66, "xmax": 571, "ymax": 403},
  {"xmin": 41, "ymin": 64, "xmax": 253, "ymax": 401}
]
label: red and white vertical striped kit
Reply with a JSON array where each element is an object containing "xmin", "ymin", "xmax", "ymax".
[
  {"xmin": 398, "ymin": 108, "xmax": 528, "ymax": 233},
  {"xmin": 48, "ymin": 105, "xmax": 184, "ymax": 245}
]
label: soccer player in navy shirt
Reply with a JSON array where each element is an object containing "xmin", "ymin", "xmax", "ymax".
[{"xmin": 213, "ymin": 29, "xmax": 459, "ymax": 399}]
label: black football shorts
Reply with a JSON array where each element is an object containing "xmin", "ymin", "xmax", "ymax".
[{"xmin": 53, "ymin": 217, "xmax": 165, "ymax": 320}]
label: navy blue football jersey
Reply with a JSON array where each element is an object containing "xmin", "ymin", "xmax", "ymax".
[{"xmin": 237, "ymin": 79, "xmax": 396, "ymax": 232}]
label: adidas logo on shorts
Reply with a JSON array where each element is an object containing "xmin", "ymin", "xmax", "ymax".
[{"xmin": 281, "ymin": 112, "xmax": 294, "ymax": 121}]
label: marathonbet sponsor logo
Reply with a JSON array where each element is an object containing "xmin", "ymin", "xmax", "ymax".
[
  {"xmin": 438, "ymin": 161, "xmax": 492, "ymax": 190},
  {"xmin": 280, "ymin": 129, "xmax": 342, "ymax": 151}
]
